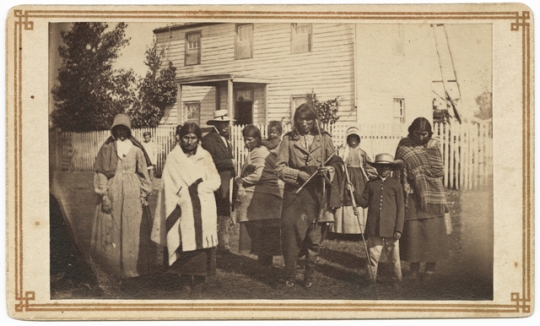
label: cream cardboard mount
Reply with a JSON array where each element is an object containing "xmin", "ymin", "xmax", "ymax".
[{"xmin": 5, "ymin": 3, "xmax": 534, "ymax": 320}]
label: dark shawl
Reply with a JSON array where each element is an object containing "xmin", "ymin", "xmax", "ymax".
[{"xmin": 94, "ymin": 136, "xmax": 152, "ymax": 179}]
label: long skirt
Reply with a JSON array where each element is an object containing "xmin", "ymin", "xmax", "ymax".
[
  {"xmin": 238, "ymin": 219, "xmax": 281, "ymax": 256},
  {"xmin": 330, "ymin": 166, "xmax": 368, "ymax": 234},
  {"xmin": 330, "ymin": 206, "xmax": 367, "ymax": 234},
  {"xmin": 400, "ymin": 216, "xmax": 450, "ymax": 262}
]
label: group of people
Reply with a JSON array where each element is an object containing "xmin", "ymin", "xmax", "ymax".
[{"xmin": 89, "ymin": 105, "xmax": 449, "ymax": 298}]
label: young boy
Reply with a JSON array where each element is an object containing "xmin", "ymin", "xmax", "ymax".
[
  {"xmin": 358, "ymin": 153, "xmax": 405, "ymax": 286},
  {"xmin": 142, "ymin": 131, "xmax": 157, "ymax": 179}
]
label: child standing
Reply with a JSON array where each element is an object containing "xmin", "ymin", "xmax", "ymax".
[
  {"xmin": 142, "ymin": 131, "xmax": 157, "ymax": 180},
  {"xmin": 359, "ymin": 153, "xmax": 405, "ymax": 285},
  {"xmin": 331, "ymin": 126, "xmax": 378, "ymax": 234}
]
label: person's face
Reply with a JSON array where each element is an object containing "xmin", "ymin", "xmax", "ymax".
[
  {"xmin": 244, "ymin": 136, "xmax": 257, "ymax": 150},
  {"xmin": 115, "ymin": 126, "xmax": 129, "ymax": 141},
  {"xmin": 347, "ymin": 135, "xmax": 360, "ymax": 148},
  {"xmin": 181, "ymin": 133, "xmax": 199, "ymax": 152},
  {"xmin": 215, "ymin": 121, "xmax": 229, "ymax": 138},
  {"xmin": 412, "ymin": 130, "xmax": 430, "ymax": 146},
  {"xmin": 268, "ymin": 126, "xmax": 281, "ymax": 140},
  {"xmin": 376, "ymin": 165, "xmax": 392, "ymax": 178},
  {"xmin": 144, "ymin": 134, "xmax": 151, "ymax": 143},
  {"xmin": 296, "ymin": 114, "xmax": 314, "ymax": 135}
]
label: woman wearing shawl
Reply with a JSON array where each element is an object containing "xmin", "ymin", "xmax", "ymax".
[
  {"xmin": 152, "ymin": 123, "xmax": 221, "ymax": 298},
  {"xmin": 395, "ymin": 117, "xmax": 449, "ymax": 282},
  {"xmin": 330, "ymin": 126, "xmax": 378, "ymax": 234},
  {"xmin": 91, "ymin": 114, "xmax": 154, "ymax": 280},
  {"xmin": 236, "ymin": 125, "xmax": 283, "ymax": 270}
]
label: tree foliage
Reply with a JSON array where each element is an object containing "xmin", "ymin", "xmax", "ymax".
[
  {"xmin": 307, "ymin": 93, "xmax": 341, "ymax": 125},
  {"xmin": 474, "ymin": 91, "xmax": 492, "ymax": 120},
  {"xmin": 51, "ymin": 23, "xmax": 131, "ymax": 131},
  {"xmin": 127, "ymin": 41, "xmax": 177, "ymax": 128}
]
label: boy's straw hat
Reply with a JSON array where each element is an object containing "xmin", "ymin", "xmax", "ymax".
[{"xmin": 367, "ymin": 153, "xmax": 403, "ymax": 169}]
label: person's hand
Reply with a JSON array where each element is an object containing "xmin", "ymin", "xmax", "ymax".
[
  {"xmin": 346, "ymin": 182, "xmax": 355, "ymax": 192},
  {"xmin": 318, "ymin": 166, "xmax": 334, "ymax": 178},
  {"xmin": 140, "ymin": 196, "xmax": 148, "ymax": 207},
  {"xmin": 235, "ymin": 177, "xmax": 243, "ymax": 185},
  {"xmin": 394, "ymin": 231, "xmax": 401, "ymax": 240},
  {"xmin": 298, "ymin": 171, "xmax": 311, "ymax": 183},
  {"xmin": 102, "ymin": 195, "xmax": 112, "ymax": 213}
]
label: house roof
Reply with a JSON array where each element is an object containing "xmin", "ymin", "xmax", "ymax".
[
  {"xmin": 177, "ymin": 74, "xmax": 270, "ymax": 86},
  {"xmin": 153, "ymin": 23, "xmax": 224, "ymax": 34}
]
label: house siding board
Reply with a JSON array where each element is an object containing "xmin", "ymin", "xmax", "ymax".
[{"xmin": 155, "ymin": 23, "xmax": 355, "ymax": 125}]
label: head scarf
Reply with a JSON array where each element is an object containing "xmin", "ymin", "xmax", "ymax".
[{"xmin": 93, "ymin": 114, "xmax": 152, "ymax": 179}]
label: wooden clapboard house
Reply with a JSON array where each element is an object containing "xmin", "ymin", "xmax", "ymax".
[{"xmin": 154, "ymin": 23, "xmax": 434, "ymax": 129}]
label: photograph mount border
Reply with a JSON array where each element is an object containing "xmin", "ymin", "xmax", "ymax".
[{"xmin": 8, "ymin": 7, "xmax": 532, "ymax": 316}]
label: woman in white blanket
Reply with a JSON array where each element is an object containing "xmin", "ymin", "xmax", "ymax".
[{"xmin": 152, "ymin": 123, "xmax": 221, "ymax": 298}]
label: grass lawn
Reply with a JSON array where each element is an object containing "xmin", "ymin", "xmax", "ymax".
[{"xmin": 51, "ymin": 172, "xmax": 493, "ymax": 301}]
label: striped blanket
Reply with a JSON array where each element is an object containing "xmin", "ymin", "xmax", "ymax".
[
  {"xmin": 395, "ymin": 137, "xmax": 447, "ymax": 215},
  {"xmin": 151, "ymin": 145, "xmax": 221, "ymax": 266}
]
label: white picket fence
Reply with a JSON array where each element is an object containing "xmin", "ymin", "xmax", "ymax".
[{"xmin": 51, "ymin": 120, "xmax": 492, "ymax": 190}]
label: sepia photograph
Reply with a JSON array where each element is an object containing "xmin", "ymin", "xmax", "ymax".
[{"xmin": 5, "ymin": 3, "xmax": 533, "ymax": 320}]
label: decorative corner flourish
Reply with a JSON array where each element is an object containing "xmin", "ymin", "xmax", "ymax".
[
  {"xmin": 14, "ymin": 10, "xmax": 34, "ymax": 30},
  {"xmin": 511, "ymin": 11, "xmax": 530, "ymax": 31},
  {"xmin": 511, "ymin": 292, "xmax": 531, "ymax": 313},
  {"xmin": 15, "ymin": 291, "xmax": 35, "ymax": 312}
]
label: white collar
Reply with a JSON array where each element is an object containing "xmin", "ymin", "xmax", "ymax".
[{"xmin": 116, "ymin": 139, "xmax": 133, "ymax": 159}]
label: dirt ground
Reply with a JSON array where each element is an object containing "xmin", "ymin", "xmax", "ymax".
[{"xmin": 51, "ymin": 171, "xmax": 493, "ymax": 301}]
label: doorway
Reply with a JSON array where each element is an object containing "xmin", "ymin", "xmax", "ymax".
[{"xmin": 235, "ymin": 101, "xmax": 253, "ymax": 125}]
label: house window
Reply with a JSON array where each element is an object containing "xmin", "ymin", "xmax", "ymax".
[
  {"xmin": 291, "ymin": 23, "xmax": 312, "ymax": 53},
  {"xmin": 392, "ymin": 24, "xmax": 404, "ymax": 55},
  {"xmin": 291, "ymin": 95, "xmax": 308, "ymax": 110},
  {"xmin": 393, "ymin": 98, "xmax": 405, "ymax": 124},
  {"xmin": 235, "ymin": 24, "xmax": 253, "ymax": 59},
  {"xmin": 184, "ymin": 102, "xmax": 201, "ymax": 124},
  {"xmin": 185, "ymin": 32, "xmax": 201, "ymax": 66}
]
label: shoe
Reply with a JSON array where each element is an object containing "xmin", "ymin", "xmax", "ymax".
[
  {"xmin": 304, "ymin": 279, "xmax": 314, "ymax": 289},
  {"xmin": 286, "ymin": 280, "xmax": 295, "ymax": 288}
]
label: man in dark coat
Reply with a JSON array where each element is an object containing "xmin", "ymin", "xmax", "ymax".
[{"xmin": 201, "ymin": 109, "xmax": 236, "ymax": 253}]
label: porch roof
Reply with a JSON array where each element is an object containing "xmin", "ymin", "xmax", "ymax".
[{"xmin": 176, "ymin": 74, "xmax": 270, "ymax": 87}]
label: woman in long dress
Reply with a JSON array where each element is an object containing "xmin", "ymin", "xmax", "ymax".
[
  {"xmin": 395, "ymin": 117, "xmax": 449, "ymax": 282},
  {"xmin": 330, "ymin": 126, "xmax": 377, "ymax": 234},
  {"xmin": 236, "ymin": 125, "xmax": 283, "ymax": 268},
  {"xmin": 91, "ymin": 114, "xmax": 154, "ymax": 280},
  {"xmin": 152, "ymin": 123, "xmax": 221, "ymax": 298}
]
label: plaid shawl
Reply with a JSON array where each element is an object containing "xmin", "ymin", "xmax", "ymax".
[{"xmin": 395, "ymin": 137, "xmax": 447, "ymax": 215}]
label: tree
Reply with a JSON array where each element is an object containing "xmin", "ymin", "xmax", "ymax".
[
  {"xmin": 306, "ymin": 93, "xmax": 341, "ymax": 126},
  {"xmin": 127, "ymin": 41, "xmax": 177, "ymax": 128},
  {"xmin": 51, "ymin": 23, "xmax": 131, "ymax": 131},
  {"xmin": 474, "ymin": 91, "xmax": 492, "ymax": 120}
]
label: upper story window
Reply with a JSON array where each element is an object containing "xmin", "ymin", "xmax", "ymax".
[
  {"xmin": 291, "ymin": 23, "xmax": 312, "ymax": 53},
  {"xmin": 235, "ymin": 24, "xmax": 254, "ymax": 59},
  {"xmin": 393, "ymin": 98, "xmax": 405, "ymax": 124},
  {"xmin": 392, "ymin": 24, "xmax": 404, "ymax": 56},
  {"xmin": 185, "ymin": 32, "xmax": 201, "ymax": 65}
]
